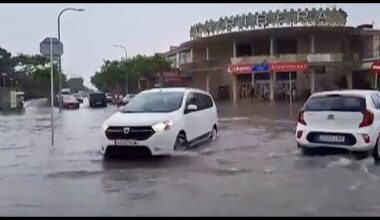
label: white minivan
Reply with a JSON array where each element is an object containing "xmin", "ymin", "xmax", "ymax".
[
  {"xmin": 296, "ymin": 90, "xmax": 380, "ymax": 162},
  {"xmin": 101, "ymin": 88, "xmax": 218, "ymax": 156}
]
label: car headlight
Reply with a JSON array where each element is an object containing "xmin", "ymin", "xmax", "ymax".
[
  {"xmin": 102, "ymin": 122, "xmax": 108, "ymax": 131},
  {"xmin": 152, "ymin": 120, "xmax": 173, "ymax": 132}
]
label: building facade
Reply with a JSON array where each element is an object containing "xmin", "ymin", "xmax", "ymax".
[{"xmin": 162, "ymin": 7, "xmax": 380, "ymax": 103}]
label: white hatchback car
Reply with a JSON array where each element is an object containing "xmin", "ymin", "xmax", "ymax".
[
  {"xmin": 101, "ymin": 88, "xmax": 218, "ymax": 156},
  {"xmin": 296, "ymin": 90, "xmax": 380, "ymax": 162}
]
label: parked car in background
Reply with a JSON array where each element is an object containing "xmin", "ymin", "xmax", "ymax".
[
  {"xmin": 61, "ymin": 88, "xmax": 71, "ymax": 95},
  {"xmin": 296, "ymin": 90, "xmax": 380, "ymax": 163},
  {"xmin": 73, "ymin": 93, "xmax": 84, "ymax": 103},
  {"xmin": 105, "ymin": 93, "xmax": 113, "ymax": 103},
  {"xmin": 114, "ymin": 94, "xmax": 124, "ymax": 104},
  {"xmin": 101, "ymin": 88, "xmax": 218, "ymax": 157},
  {"xmin": 89, "ymin": 93, "xmax": 107, "ymax": 108},
  {"xmin": 62, "ymin": 95, "xmax": 80, "ymax": 109}
]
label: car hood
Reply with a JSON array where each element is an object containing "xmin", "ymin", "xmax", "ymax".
[{"xmin": 105, "ymin": 111, "xmax": 176, "ymax": 127}]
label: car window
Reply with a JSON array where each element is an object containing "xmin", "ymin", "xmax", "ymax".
[
  {"xmin": 194, "ymin": 93, "xmax": 213, "ymax": 110},
  {"xmin": 305, "ymin": 95, "xmax": 366, "ymax": 112},
  {"xmin": 122, "ymin": 92, "xmax": 184, "ymax": 113},
  {"xmin": 371, "ymin": 94, "xmax": 380, "ymax": 109},
  {"xmin": 185, "ymin": 92, "xmax": 196, "ymax": 107},
  {"xmin": 63, "ymin": 96, "xmax": 76, "ymax": 102},
  {"xmin": 90, "ymin": 93, "xmax": 106, "ymax": 100},
  {"xmin": 375, "ymin": 93, "xmax": 380, "ymax": 109}
]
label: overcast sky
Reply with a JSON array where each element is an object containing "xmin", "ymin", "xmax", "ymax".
[{"xmin": 1, "ymin": 3, "xmax": 380, "ymax": 88}]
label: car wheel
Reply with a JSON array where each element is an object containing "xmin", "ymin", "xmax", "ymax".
[
  {"xmin": 373, "ymin": 137, "xmax": 380, "ymax": 164},
  {"xmin": 210, "ymin": 126, "xmax": 217, "ymax": 140},
  {"xmin": 174, "ymin": 132, "xmax": 188, "ymax": 151},
  {"xmin": 299, "ymin": 144, "xmax": 314, "ymax": 156}
]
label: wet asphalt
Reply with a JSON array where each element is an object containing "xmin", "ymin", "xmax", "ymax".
[{"xmin": 1, "ymin": 99, "xmax": 380, "ymax": 216}]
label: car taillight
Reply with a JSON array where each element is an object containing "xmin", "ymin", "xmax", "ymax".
[
  {"xmin": 359, "ymin": 109, "xmax": 374, "ymax": 128},
  {"xmin": 298, "ymin": 110, "xmax": 306, "ymax": 125}
]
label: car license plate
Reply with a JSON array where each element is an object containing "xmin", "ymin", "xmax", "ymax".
[
  {"xmin": 318, "ymin": 135, "xmax": 345, "ymax": 143},
  {"xmin": 115, "ymin": 139, "xmax": 138, "ymax": 146},
  {"xmin": 96, "ymin": 101, "xmax": 101, "ymax": 104}
]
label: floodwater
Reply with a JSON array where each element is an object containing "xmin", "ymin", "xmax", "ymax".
[{"xmin": 1, "ymin": 99, "xmax": 380, "ymax": 216}]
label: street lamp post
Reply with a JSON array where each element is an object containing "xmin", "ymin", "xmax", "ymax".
[
  {"xmin": 113, "ymin": 44, "xmax": 128, "ymax": 95},
  {"xmin": 58, "ymin": 7, "xmax": 85, "ymax": 112},
  {"xmin": 2, "ymin": 73, "xmax": 7, "ymax": 88},
  {"xmin": 9, "ymin": 78, "xmax": 13, "ymax": 89}
]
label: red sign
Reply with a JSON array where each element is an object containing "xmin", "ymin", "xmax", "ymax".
[
  {"xmin": 372, "ymin": 61, "xmax": 380, "ymax": 73},
  {"xmin": 228, "ymin": 64, "xmax": 252, "ymax": 74},
  {"xmin": 164, "ymin": 71, "xmax": 181, "ymax": 83},
  {"xmin": 270, "ymin": 62, "xmax": 308, "ymax": 72}
]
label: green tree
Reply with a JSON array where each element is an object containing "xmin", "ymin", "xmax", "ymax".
[
  {"xmin": 0, "ymin": 47, "xmax": 17, "ymax": 88},
  {"xmin": 0, "ymin": 47, "xmax": 16, "ymax": 74},
  {"xmin": 91, "ymin": 54, "xmax": 172, "ymax": 93},
  {"xmin": 91, "ymin": 60, "xmax": 124, "ymax": 93},
  {"xmin": 66, "ymin": 77, "xmax": 85, "ymax": 93},
  {"xmin": 14, "ymin": 54, "xmax": 67, "ymax": 99}
]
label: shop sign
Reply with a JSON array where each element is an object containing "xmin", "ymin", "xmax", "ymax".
[
  {"xmin": 228, "ymin": 64, "xmax": 252, "ymax": 74},
  {"xmin": 252, "ymin": 63, "xmax": 269, "ymax": 73},
  {"xmin": 270, "ymin": 62, "xmax": 308, "ymax": 72}
]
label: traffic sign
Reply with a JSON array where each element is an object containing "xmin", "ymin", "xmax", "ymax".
[{"xmin": 40, "ymin": 37, "xmax": 63, "ymax": 57}]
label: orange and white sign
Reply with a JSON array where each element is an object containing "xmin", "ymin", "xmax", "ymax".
[{"xmin": 228, "ymin": 64, "xmax": 252, "ymax": 74}]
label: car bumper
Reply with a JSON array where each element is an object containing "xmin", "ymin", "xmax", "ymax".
[
  {"xmin": 295, "ymin": 127, "xmax": 376, "ymax": 152},
  {"xmin": 90, "ymin": 102, "xmax": 107, "ymax": 107},
  {"xmin": 63, "ymin": 103, "xmax": 79, "ymax": 109},
  {"xmin": 101, "ymin": 129, "xmax": 177, "ymax": 156}
]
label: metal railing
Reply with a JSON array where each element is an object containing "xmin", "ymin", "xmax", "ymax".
[{"xmin": 180, "ymin": 57, "xmax": 231, "ymax": 72}]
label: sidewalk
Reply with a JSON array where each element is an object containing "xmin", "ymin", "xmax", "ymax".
[{"xmin": 216, "ymin": 100, "xmax": 303, "ymax": 122}]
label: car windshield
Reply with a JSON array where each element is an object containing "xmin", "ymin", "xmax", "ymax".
[
  {"xmin": 305, "ymin": 95, "xmax": 366, "ymax": 112},
  {"xmin": 122, "ymin": 92, "xmax": 184, "ymax": 113},
  {"xmin": 63, "ymin": 96, "xmax": 76, "ymax": 102},
  {"xmin": 90, "ymin": 93, "xmax": 105, "ymax": 99}
]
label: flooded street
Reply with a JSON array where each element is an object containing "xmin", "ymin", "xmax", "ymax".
[{"xmin": 1, "ymin": 99, "xmax": 380, "ymax": 216}]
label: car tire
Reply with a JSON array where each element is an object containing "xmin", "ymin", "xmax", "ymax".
[
  {"xmin": 210, "ymin": 126, "xmax": 217, "ymax": 140},
  {"xmin": 372, "ymin": 137, "xmax": 380, "ymax": 164},
  {"xmin": 174, "ymin": 132, "xmax": 188, "ymax": 151},
  {"xmin": 299, "ymin": 144, "xmax": 314, "ymax": 156}
]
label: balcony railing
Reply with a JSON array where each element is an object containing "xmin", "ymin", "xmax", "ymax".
[
  {"xmin": 179, "ymin": 53, "xmax": 361, "ymax": 73},
  {"xmin": 180, "ymin": 58, "xmax": 231, "ymax": 73},
  {"xmin": 231, "ymin": 53, "xmax": 361, "ymax": 65}
]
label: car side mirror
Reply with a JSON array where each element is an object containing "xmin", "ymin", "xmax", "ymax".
[{"xmin": 185, "ymin": 104, "xmax": 197, "ymax": 113}]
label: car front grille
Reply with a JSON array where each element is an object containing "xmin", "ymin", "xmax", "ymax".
[
  {"xmin": 105, "ymin": 126, "xmax": 155, "ymax": 141},
  {"xmin": 306, "ymin": 132, "xmax": 357, "ymax": 146},
  {"xmin": 105, "ymin": 145, "xmax": 152, "ymax": 157}
]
